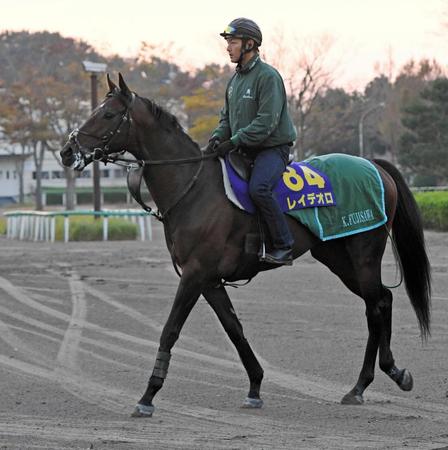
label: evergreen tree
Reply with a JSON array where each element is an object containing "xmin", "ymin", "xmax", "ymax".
[{"xmin": 399, "ymin": 77, "xmax": 448, "ymax": 182}]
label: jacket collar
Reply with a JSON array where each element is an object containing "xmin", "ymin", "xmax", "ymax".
[{"xmin": 236, "ymin": 54, "xmax": 260, "ymax": 74}]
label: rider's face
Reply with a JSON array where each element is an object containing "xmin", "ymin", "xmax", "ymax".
[{"xmin": 226, "ymin": 37, "xmax": 243, "ymax": 63}]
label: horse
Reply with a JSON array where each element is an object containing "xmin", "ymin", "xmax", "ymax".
[{"xmin": 60, "ymin": 73, "xmax": 431, "ymax": 417}]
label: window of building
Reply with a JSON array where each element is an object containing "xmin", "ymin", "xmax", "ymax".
[
  {"xmin": 32, "ymin": 171, "xmax": 50, "ymax": 179},
  {"xmin": 80, "ymin": 170, "xmax": 91, "ymax": 178},
  {"xmin": 114, "ymin": 168, "xmax": 126, "ymax": 178},
  {"xmin": 101, "ymin": 169, "xmax": 110, "ymax": 178},
  {"xmin": 51, "ymin": 170, "xmax": 65, "ymax": 179}
]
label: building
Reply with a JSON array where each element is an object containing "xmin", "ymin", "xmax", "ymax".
[
  {"xmin": 0, "ymin": 145, "xmax": 136, "ymax": 207},
  {"xmin": 0, "ymin": 147, "xmax": 28, "ymax": 205}
]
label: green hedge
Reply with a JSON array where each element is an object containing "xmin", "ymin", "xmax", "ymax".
[
  {"xmin": 55, "ymin": 216, "xmax": 138, "ymax": 241},
  {"xmin": 414, "ymin": 191, "xmax": 448, "ymax": 231},
  {"xmin": 0, "ymin": 217, "xmax": 6, "ymax": 235}
]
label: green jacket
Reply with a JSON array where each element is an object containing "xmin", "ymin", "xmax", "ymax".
[{"xmin": 212, "ymin": 55, "xmax": 297, "ymax": 149}]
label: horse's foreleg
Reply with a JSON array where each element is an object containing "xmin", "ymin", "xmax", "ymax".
[
  {"xmin": 378, "ymin": 288, "xmax": 413, "ymax": 392},
  {"xmin": 202, "ymin": 285, "xmax": 264, "ymax": 408},
  {"xmin": 133, "ymin": 273, "xmax": 202, "ymax": 417}
]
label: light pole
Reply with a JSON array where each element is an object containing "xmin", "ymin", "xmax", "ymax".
[
  {"xmin": 358, "ymin": 102, "xmax": 385, "ymax": 158},
  {"xmin": 82, "ymin": 60, "xmax": 107, "ymax": 213}
]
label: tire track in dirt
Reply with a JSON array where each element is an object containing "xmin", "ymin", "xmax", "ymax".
[
  {"xmin": 2, "ymin": 310, "xmax": 318, "ymax": 418},
  {"xmin": 0, "ymin": 414, "xmax": 412, "ymax": 450},
  {"xmin": 0, "ymin": 353, "xmax": 303, "ymax": 448},
  {"xmin": 0, "ymin": 355, "xmax": 412, "ymax": 450},
  {"xmin": 0, "ymin": 323, "xmax": 444, "ymax": 450},
  {"xmin": 0, "ymin": 279, "xmax": 412, "ymax": 449},
  {"xmin": 52, "ymin": 270, "xmax": 110, "ymax": 411},
  {"xmin": 0, "ymin": 353, "xmax": 135, "ymax": 415},
  {"xmin": 2, "ymin": 273, "xmax": 448, "ymax": 424},
  {"xmin": 0, "ymin": 317, "xmax": 54, "ymax": 367},
  {"xmin": 0, "ymin": 274, "xmax": 246, "ymax": 372},
  {"xmin": 21, "ymin": 290, "xmax": 64, "ymax": 304},
  {"xmin": 0, "ymin": 264, "xmax": 448, "ymax": 448},
  {"xmin": 78, "ymin": 278, "xmax": 448, "ymax": 421},
  {"xmin": 56, "ymin": 272, "xmax": 87, "ymax": 370},
  {"xmin": 80, "ymin": 279, "xmax": 236, "ymax": 359},
  {"xmin": 0, "ymin": 304, "xmax": 244, "ymax": 385},
  {"xmin": 261, "ymin": 358, "xmax": 448, "ymax": 419}
]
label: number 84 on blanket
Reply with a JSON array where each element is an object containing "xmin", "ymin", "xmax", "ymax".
[{"xmin": 280, "ymin": 163, "xmax": 336, "ymax": 211}]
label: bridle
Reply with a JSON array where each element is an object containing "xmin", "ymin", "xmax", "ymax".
[
  {"xmin": 67, "ymin": 92, "xmax": 134, "ymax": 167},
  {"xmin": 67, "ymin": 91, "xmax": 217, "ymax": 221}
]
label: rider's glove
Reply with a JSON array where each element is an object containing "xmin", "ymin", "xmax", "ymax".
[
  {"xmin": 205, "ymin": 137, "xmax": 220, "ymax": 154},
  {"xmin": 215, "ymin": 140, "xmax": 235, "ymax": 157}
]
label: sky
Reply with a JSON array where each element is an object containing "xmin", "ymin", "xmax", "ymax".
[{"xmin": 2, "ymin": 0, "xmax": 448, "ymax": 90}]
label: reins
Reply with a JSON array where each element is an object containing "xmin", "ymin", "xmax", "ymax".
[
  {"xmin": 95, "ymin": 149, "xmax": 217, "ymax": 221},
  {"xmin": 104, "ymin": 152, "xmax": 217, "ymax": 167}
]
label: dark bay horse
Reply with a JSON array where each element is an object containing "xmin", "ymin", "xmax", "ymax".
[{"xmin": 60, "ymin": 74, "xmax": 431, "ymax": 417}]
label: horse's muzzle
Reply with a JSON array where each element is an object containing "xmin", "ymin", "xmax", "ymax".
[{"xmin": 60, "ymin": 141, "xmax": 87, "ymax": 171}]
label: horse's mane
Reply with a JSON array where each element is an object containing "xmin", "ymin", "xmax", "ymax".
[{"xmin": 138, "ymin": 95, "xmax": 200, "ymax": 150}]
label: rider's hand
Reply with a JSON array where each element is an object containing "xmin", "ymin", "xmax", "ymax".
[
  {"xmin": 205, "ymin": 137, "xmax": 220, "ymax": 154},
  {"xmin": 215, "ymin": 140, "xmax": 235, "ymax": 157}
]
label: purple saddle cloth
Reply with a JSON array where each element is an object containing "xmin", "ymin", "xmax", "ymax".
[{"xmin": 224, "ymin": 157, "xmax": 336, "ymax": 214}]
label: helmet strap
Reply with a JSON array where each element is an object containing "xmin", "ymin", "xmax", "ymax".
[{"xmin": 237, "ymin": 38, "xmax": 253, "ymax": 68}]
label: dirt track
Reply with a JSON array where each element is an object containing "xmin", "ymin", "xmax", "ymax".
[{"xmin": 1, "ymin": 222, "xmax": 448, "ymax": 449}]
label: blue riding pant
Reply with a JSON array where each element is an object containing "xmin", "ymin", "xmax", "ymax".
[{"xmin": 248, "ymin": 144, "xmax": 294, "ymax": 249}]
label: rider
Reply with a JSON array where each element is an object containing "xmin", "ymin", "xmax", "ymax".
[{"xmin": 207, "ymin": 18, "xmax": 297, "ymax": 266}]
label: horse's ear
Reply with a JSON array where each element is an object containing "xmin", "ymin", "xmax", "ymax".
[
  {"xmin": 118, "ymin": 72, "xmax": 132, "ymax": 98},
  {"xmin": 106, "ymin": 73, "xmax": 117, "ymax": 92}
]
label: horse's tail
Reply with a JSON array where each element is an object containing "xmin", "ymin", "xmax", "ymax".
[{"xmin": 374, "ymin": 159, "xmax": 431, "ymax": 339}]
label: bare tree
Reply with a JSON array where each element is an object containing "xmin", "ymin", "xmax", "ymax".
[
  {"xmin": 373, "ymin": 46, "xmax": 396, "ymax": 83},
  {"xmin": 0, "ymin": 93, "xmax": 32, "ymax": 203},
  {"xmin": 43, "ymin": 68, "xmax": 90, "ymax": 210},
  {"xmin": 265, "ymin": 32, "xmax": 339, "ymax": 160}
]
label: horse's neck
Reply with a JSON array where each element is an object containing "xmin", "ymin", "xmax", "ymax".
[{"xmin": 136, "ymin": 130, "xmax": 204, "ymax": 215}]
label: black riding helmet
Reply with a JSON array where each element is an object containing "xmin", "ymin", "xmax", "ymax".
[{"xmin": 220, "ymin": 18, "xmax": 262, "ymax": 47}]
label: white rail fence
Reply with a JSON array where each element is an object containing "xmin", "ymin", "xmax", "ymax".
[{"xmin": 3, "ymin": 209, "xmax": 152, "ymax": 243}]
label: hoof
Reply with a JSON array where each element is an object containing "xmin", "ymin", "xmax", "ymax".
[
  {"xmin": 341, "ymin": 392, "xmax": 364, "ymax": 405},
  {"xmin": 398, "ymin": 369, "xmax": 413, "ymax": 391},
  {"xmin": 241, "ymin": 397, "xmax": 263, "ymax": 409},
  {"xmin": 131, "ymin": 403, "xmax": 154, "ymax": 417}
]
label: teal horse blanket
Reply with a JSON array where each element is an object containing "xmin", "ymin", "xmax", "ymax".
[
  {"xmin": 286, "ymin": 154, "xmax": 387, "ymax": 240},
  {"xmin": 222, "ymin": 153, "xmax": 387, "ymax": 241}
]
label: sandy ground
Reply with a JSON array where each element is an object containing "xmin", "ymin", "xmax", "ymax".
[{"xmin": 0, "ymin": 221, "xmax": 448, "ymax": 450}]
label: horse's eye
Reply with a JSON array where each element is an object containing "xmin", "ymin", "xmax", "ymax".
[{"xmin": 104, "ymin": 112, "xmax": 115, "ymax": 119}]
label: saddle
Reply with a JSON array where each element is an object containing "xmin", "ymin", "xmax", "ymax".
[
  {"xmin": 228, "ymin": 149, "xmax": 253, "ymax": 181},
  {"xmin": 228, "ymin": 149, "xmax": 295, "ymax": 181}
]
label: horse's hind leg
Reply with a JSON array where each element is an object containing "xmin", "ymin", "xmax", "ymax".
[
  {"xmin": 202, "ymin": 285, "xmax": 264, "ymax": 408},
  {"xmin": 341, "ymin": 294, "xmax": 383, "ymax": 405},
  {"xmin": 312, "ymin": 236, "xmax": 386, "ymax": 404},
  {"xmin": 340, "ymin": 234, "xmax": 412, "ymax": 404},
  {"xmin": 378, "ymin": 287, "xmax": 413, "ymax": 391}
]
